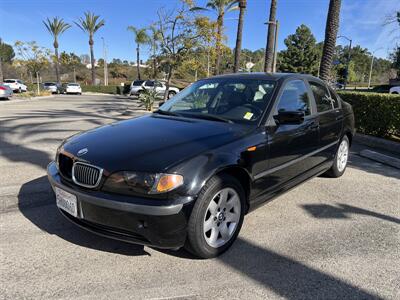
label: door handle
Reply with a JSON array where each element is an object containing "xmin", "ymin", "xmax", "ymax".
[
  {"xmin": 307, "ymin": 121, "xmax": 319, "ymax": 130},
  {"xmin": 335, "ymin": 116, "xmax": 343, "ymax": 121}
]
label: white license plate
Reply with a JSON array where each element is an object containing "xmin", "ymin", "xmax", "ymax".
[{"xmin": 55, "ymin": 187, "xmax": 78, "ymax": 217}]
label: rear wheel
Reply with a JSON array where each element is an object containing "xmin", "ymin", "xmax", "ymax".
[
  {"xmin": 324, "ymin": 135, "xmax": 349, "ymax": 178},
  {"xmin": 185, "ymin": 174, "xmax": 245, "ymax": 258}
]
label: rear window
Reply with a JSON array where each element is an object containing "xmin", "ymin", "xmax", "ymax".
[
  {"xmin": 4, "ymin": 80, "xmax": 15, "ymax": 83},
  {"xmin": 132, "ymin": 80, "xmax": 144, "ymax": 86},
  {"xmin": 44, "ymin": 82, "xmax": 56, "ymax": 86},
  {"xmin": 68, "ymin": 83, "xmax": 80, "ymax": 86}
]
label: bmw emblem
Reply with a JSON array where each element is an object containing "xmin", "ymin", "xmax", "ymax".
[{"xmin": 77, "ymin": 148, "xmax": 88, "ymax": 156}]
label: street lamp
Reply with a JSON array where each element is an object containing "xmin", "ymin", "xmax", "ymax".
[
  {"xmin": 264, "ymin": 20, "xmax": 279, "ymax": 73},
  {"xmin": 368, "ymin": 47, "xmax": 383, "ymax": 89},
  {"xmin": 101, "ymin": 37, "xmax": 108, "ymax": 86},
  {"xmin": 337, "ymin": 35, "xmax": 352, "ymax": 89}
]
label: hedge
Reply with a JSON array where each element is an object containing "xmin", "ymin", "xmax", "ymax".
[{"xmin": 338, "ymin": 91, "xmax": 400, "ymax": 138}]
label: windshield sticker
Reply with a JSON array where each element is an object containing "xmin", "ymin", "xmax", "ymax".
[{"xmin": 243, "ymin": 112, "xmax": 254, "ymax": 120}]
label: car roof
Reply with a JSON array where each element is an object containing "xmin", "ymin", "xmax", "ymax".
[{"xmin": 206, "ymin": 72, "xmax": 324, "ymax": 83}]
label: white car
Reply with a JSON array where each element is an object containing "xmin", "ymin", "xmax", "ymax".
[
  {"xmin": 43, "ymin": 82, "xmax": 62, "ymax": 94},
  {"xmin": 389, "ymin": 86, "xmax": 400, "ymax": 94},
  {"xmin": 65, "ymin": 83, "xmax": 82, "ymax": 95},
  {"xmin": 0, "ymin": 83, "xmax": 13, "ymax": 99},
  {"xmin": 3, "ymin": 79, "xmax": 27, "ymax": 93},
  {"xmin": 130, "ymin": 80, "xmax": 179, "ymax": 98}
]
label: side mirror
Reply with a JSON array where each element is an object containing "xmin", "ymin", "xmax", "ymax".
[{"xmin": 273, "ymin": 111, "xmax": 305, "ymax": 125}]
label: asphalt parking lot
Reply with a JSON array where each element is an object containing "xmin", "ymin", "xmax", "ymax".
[{"xmin": 1, "ymin": 94, "xmax": 399, "ymax": 299}]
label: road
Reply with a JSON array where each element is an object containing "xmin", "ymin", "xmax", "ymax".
[{"xmin": 1, "ymin": 94, "xmax": 399, "ymax": 299}]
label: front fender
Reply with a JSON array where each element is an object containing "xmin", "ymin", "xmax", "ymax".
[{"xmin": 172, "ymin": 152, "xmax": 251, "ymax": 197}]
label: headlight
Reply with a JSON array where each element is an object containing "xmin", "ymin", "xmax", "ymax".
[{"xmin": 103, "ymin": 171, "xmax": 184, "ymax": 194}]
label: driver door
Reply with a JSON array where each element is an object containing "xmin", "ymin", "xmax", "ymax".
[{"xmin": 261, "ymin": 79, "xmax": 320, "ymax": 192}]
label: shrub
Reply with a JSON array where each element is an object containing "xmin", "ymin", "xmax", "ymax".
[
  {"xmin": 138, "ymin": 89, "xmax": 157, "ymax": 111},
  {"xmin": 81, "ymin": 85, "xmax": 119, "ymax": 94},
  {"xmin": 338, "ymin": 91, "xmax": 400, "ymax": 138}
]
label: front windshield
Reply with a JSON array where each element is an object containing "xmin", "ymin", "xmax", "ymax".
[{"xmin": 159, "ymin": 78, "xmax": 276, "ymax": 124}]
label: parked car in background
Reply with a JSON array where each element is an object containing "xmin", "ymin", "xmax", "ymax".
[
  {"xmin": 371, "ymin": 85, "xmax": 391, "ymax": 93},
  {"xmin": 43, "ymin": 82, "xmax": 64, "ymax": 94},
  {"xmin": 130, "ymin": 80, "xmax": 179, "ymax": 98},
  {"xmin": 65, "ymin": 83, "xmax": 82, "ymax": 95},
  {"xmin": 3, "ymin": 79, "xmax": 27, "ymax": 93},
  {"xmin": 389, "ymin": 86, "xmax": 400, "ymax": 94},
  {"xmin": 0, "ymin": 83, "xmax": 13, "ymax": 99},
  {"xmin": 48, "ymin": 73, "xmax": 355, "ymax": 258}
]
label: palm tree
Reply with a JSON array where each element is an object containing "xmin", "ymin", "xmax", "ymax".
[
  {"xmin": 75, "ymin": 12, "xmax": 105, "ymax": 85},
  {"xmin": 319, "ymin": 0, "xmax": 342, "ymax": 81},
  {"xmin": 233, "ymin": 0, "xmax": 246, "ymax": 73},
  {"xmin": 127, "ymin": 26, "xmax": 150, "ymax": 80},
  {"xmin": 193, "ymin": 0, "xmax": 238, "ymax": 75},
  {"xmin": 264, "ymin": 0, "xmax": 277, "ymax": 72},
  {"xmin": 148, "ymin": 25, "xmax": 162, "ymax": 79},
  {"xmin": 43, "ymin": 17, "xmax": 71, "ymax": 83}
]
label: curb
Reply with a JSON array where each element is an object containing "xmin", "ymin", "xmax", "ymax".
[
  {"xmin": 354, "ymin": 133, "xmax": 400, "ymax": 155},
  {"xmin": 359, "ymin": 149, "xmax": 400, "ymax": 169},
  {"xmin": 0, "ymin": 95, "xmax": 54, "ymax": 104}
]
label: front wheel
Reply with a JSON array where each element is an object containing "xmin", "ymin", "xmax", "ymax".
[
  {"xmin": 324, "ymin": 135, "xmax": 350, "ymax": 178},
  {"xmin": 185, "ymin": 174, "xmax": 245, "ymax": 258}
]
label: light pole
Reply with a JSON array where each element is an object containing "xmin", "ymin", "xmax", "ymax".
[
  {"xmin": 337, "ymin": 35, "xmax": 352, "ymax": 89},
  {"xmin": 264, "ymin": 20, "xmax": 279, "ymax": 73},
  {"xmin": 101, "ymin": 37, "xmax": 108, "ymax": 86},
  {"xmin": 368, "ymin": 47, "xmax": 383, "ymax": 89}
]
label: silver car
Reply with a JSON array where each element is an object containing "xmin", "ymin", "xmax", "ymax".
[{"xmin": 0, "ymin": 83, "xmax": 13, "ymax": 99}]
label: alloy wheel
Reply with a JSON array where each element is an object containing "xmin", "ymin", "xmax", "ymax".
[
  {"xmin": 203, "ymin": 187, "xmax": 241, "ymax": 248},
  {"xmin": 337, "ymin": 139, "xmax": 349, "ymax": 172}
]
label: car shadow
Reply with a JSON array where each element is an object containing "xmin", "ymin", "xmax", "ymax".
[
  {"xmin": 18, "ymin": 176, "xmax": 149, "ymax": 256},
  {"xmin": 217, "ymin": 237, "xmax": 381, "ymax": 299},
  {"xmin": 301, "ymin": 203, "xmax": 400, "ymax": 224}
]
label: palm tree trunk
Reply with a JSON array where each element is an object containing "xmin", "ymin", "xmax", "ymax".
[
  {"xmin": 214, "ymin": 13, "xmax": 224, "ymax": 75},
  {"xmin": 233, "ymin": 0, "xmax": 246, "ymax": 73},
  {"xmin": 264, "ymin": 0, "xmax": 277, "ymax": 72},
  {"xmin": 54, "ymin": 46, "xmax": 60, "ymax": 83},
  {"xmin": 164, "ymin": 64, "xmax": 173, "ymax": 100},
  {"xmin": 89, "ymin": 37, "xmax": 96, "ymax": 85},
  {"xmin": 319, "ymin": 0, "xmax": 342, "ymax": 81},
  {"xmin": 136, "ymin": 45, "xmax": 141, "ymax": 80}
]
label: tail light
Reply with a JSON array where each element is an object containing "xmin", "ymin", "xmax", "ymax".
[{"xmin": 0, "ymin": 86, "xmax": 6, "ymax": 90}]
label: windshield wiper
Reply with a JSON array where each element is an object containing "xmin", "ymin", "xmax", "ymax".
[
  {"xmin": 183, "ymin": 113, "xmax": 233, "ymax": 124},
  {"xmin": 153, "ymin": 109, "xmax": 181, "ymax": 117}
]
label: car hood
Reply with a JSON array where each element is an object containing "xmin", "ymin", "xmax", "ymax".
[{"xmin": 62, "ymin": 114, "xmax": 250, "ymax": 173}]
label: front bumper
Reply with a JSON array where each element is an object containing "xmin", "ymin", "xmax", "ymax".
[{"xmin": 47, "ymin": 161, "xmax": 190, "ymax": 249}]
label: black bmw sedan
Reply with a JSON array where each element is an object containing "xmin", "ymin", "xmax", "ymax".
[{"xmin": 47, "ymin": 73, "xmax": 355, "ymax": 258}]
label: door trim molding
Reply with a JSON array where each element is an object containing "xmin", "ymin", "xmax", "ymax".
[{"xmin": 254, "ymin": 140, "xmax": 339, "ymax": 180}]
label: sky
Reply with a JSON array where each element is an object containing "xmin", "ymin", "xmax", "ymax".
[{"xmin": 0, "ymin": 0, "xmax": 399, "ymax": 63}]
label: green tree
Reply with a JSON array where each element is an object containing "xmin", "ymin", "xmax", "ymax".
[
  {"xmin": 264, "ymin": 0, "xmax": 277, "ymax": 72},
  {"xmin": 192, "ymin": 0, "xmax": 239, "ymax": 75},
  {"xmin": 390, "ymin": 46, "xmax": 400, "ymax": 77},
  {"xmin": 319, "ymin": 0, "xmax": 342, "ymax": 81},
  {"xmin": 14, "ymin": 41, "xmax": 51, "ymax": 87},
  {"xmin": 59, "ymin": 51, "xmax": 81, "ymax": 67},
  {"xmin": 127, "ymin": 26, "xmax": 150, "ymax": 80},
  {"xmin": 43, "ymin": 17, "xmax": 71, "ymax": 83},
  {"xmin": 279, "ymin": 25, "xmax": 319, "ymax": 75},
  {"xmin": 75, "ymin": 12, "xmax": 105, "ymax": 84},
  {"xmin": 0, "ymin": 40, "xmax": 15, "ymax": 63}
]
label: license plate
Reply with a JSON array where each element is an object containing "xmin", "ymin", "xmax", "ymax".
[{"xmin": 55, "ymin": 187, "xmax": 78, "ymax": 217}]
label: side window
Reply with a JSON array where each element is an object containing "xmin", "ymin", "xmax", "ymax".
[
  {"xmin": 155, "ymin": 81, "xmax": 163, "ymax": 87},
  {"xmin": 309, "ymin": 81, "xmax": 334, "ymax": 112},
  {"xmin": 145, "ymin": 81, "xmax": 154, "ymax": 87},
  {"xmin": 328, "ymin": 87, "xmax": 340, "ymax": 108},
  {"xmin": 276, "ymin": 80, "xmax": 311, "ymax": 115}
]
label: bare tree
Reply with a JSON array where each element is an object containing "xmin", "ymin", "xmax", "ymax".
[
  {"xmin": 319, "ymin": 0, "xmax": 342, "ymax": 81},
  {"xmin": 264, "ymin": 0, "xmax": 277, "ymax": 72}
]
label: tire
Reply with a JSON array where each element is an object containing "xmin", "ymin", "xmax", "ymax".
[
  {"xmin": 324, "ymin": 135, "xmax": 350, "ymax": 178},
  {"xmin": 185, "ymin": 174, "xmax": 245, "ymax": 258},
  {"xmin": 168, "ymin": 91, "xmax": 176, "ymax": 99},
  {"xmin": 18, "ymin": 87, "xmax": 22, "ymax": 93}
]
